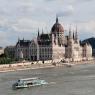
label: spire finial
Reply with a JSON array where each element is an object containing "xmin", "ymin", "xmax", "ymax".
[{"xmin": 56, "ymin": 15, "xmax": 58, "ymax": 23}]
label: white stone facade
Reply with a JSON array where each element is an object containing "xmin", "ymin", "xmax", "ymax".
[{"xmin": 65, "ymin": 29, "xmax": 92, "ymax": 62}]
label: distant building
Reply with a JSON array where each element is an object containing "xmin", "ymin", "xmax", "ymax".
[
  {"xmin": 4, "ymin": 17, "xmax": 93, "ymax": 62},
  {"xmin": 4, "ymin": 46, "xmax": 15, "ymax": 59},
  {"xmin": 0, "ymin": 47, "xmax": 4, "ymax": 55}
]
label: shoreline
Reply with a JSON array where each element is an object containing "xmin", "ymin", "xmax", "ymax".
[
  {"xmin": 0, "ymin": 63, "xmax": 56, "ymax": 73},
  {"xmin": 0, "ymin": 60, "xmax": 95, "ymax": 73}
]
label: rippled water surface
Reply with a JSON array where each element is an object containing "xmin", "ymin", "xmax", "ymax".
[{"xmin": 0, "ymin": 64, "xmax": 95, "ymax": 95}]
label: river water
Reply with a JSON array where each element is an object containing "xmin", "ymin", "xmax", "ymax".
[{"xmin": 0, "ymin": 63, "xmax": 95, "ymax": 95}]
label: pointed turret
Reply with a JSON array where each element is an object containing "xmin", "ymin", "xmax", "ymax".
[
  {"xmin": 37, "ymin": 28, "xmax": 40, "ymax": 37},
  {"xmin": 73, "ymin": 32, "xmax": 75, "ymax": 40},
  {"xmin": 75, "ymin": 25, "xmax": 79, "ymax": 43},
  {"xmin": 69, "ymin": 25, "xmax": 72, "ymax": 39},
  {"xmin": 75, "ymin": 26, "xmax": 78, "ymax": 41}
]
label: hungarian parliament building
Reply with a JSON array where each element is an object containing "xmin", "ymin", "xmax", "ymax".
[{"xmin": 5, "ymin": 17, "xmax": 92, "ymax": 62}]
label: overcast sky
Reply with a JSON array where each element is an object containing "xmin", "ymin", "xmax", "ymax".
[{"xmin": 0, "ymin": 0, "xmax": 95, "ymax": 47}]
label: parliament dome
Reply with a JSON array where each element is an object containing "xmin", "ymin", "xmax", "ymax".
[{"xmin": 51, "ymin": 17, "xmax": 64, "ymax": 33}]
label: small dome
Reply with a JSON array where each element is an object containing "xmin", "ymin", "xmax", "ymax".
[{"xmin": 51, "ymin": 17, "xmax": 64, "ymax": 33}]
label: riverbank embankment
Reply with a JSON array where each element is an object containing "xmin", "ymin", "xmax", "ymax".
[
  {"xmin": 0, "ymin": 60, "xmax": 95, "ymax": 73},
  {"xmin": 0, "ymin": 61, "xmax": 56, "ymax": 73}
]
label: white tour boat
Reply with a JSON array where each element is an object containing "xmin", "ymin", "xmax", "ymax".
[{"xmin": 12, "ymin": 77, "xmax": 48, "ymax": 89}]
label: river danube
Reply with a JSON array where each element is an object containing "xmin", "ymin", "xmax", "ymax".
[{"xmin": 0, "ymin": 63, "xmax": 95, "ymax": 95}]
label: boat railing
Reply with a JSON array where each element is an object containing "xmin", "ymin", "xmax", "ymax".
[{"xmin": 19, "ymin": 77, "xmax": 38, "ymax": 81}]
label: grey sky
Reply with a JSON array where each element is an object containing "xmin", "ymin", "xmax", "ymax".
[{"xmin": 0, "ymin": 0, "xmax": 95, "ymax": 47}]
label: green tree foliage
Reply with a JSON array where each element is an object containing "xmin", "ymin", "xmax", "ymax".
[
  {"xmin": 0, "ymin": 52, "xmax": 14, "ymax": 64},
  {"xmin": 0, "ymin": 54, "xmax": 7, "ymax": 58},
  {"xmin": 0, "ymin": 57, "xmax": 12, "ymax": 64}
]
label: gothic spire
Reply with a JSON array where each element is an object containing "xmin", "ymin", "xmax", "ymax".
[
  {"xmin": 18, "ymin": 37, "xmax": 20, "ymax": 43},
  {"xmin": 75, "ymin": 25, "xmax": 78, "ymax": 39},
  {"xmin": 73, "ymin": 32, "xmax": 75, "ymax": 39},
  {"xmin": 38, "ymin": 28, "xmax": 40, "ymax": 37},
  {"xmin": 42, "ymin": 28, "xmax": 44, "ymax": 34},
  {"xmin": 23, "ymin": 37, "xmax": 24, "ymax": 41},
  {"xmin": 69, "ymin": 25, "xmax": 72, "ymax": 38}
]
